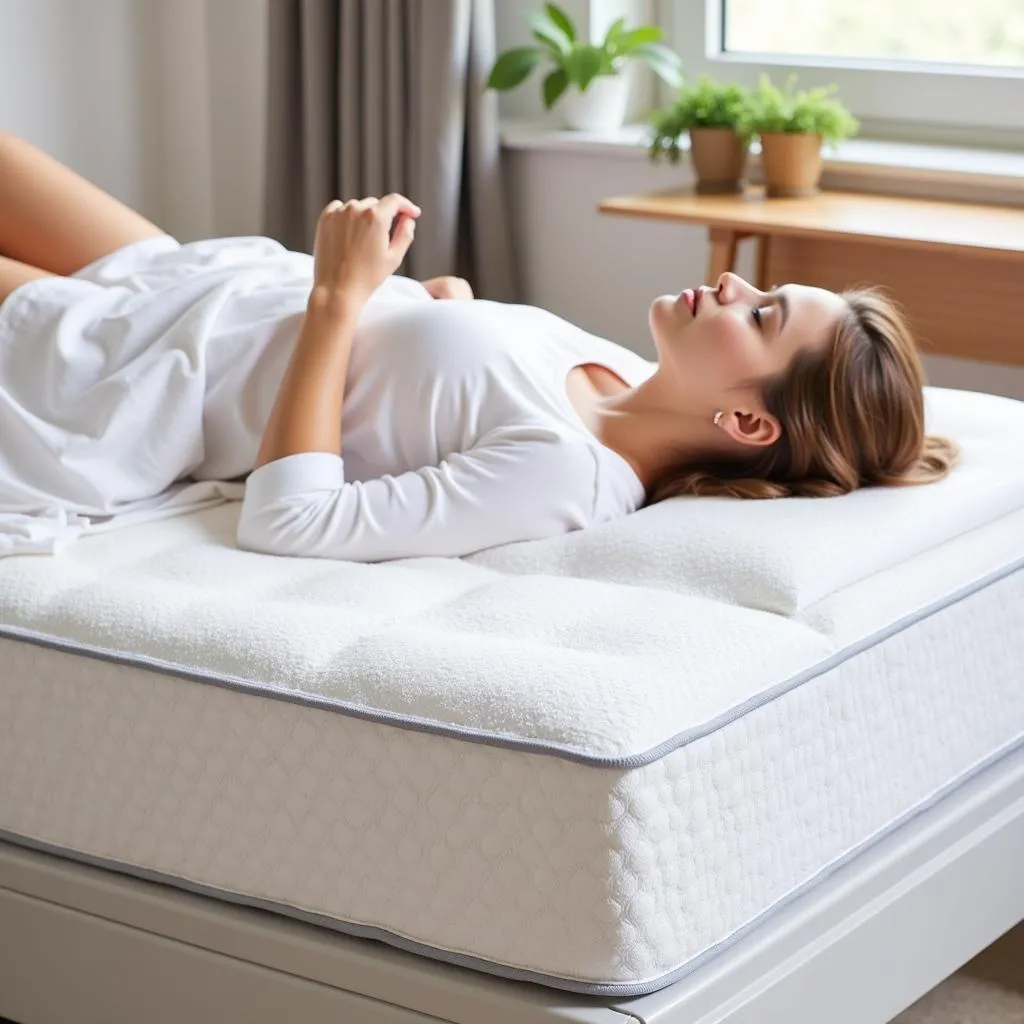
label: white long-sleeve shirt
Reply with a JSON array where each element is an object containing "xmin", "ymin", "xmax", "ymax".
[
  {"xmin": 0, "ymin": 234, "xmax": 654, "ymax": 560},
  {"xmin": 234, "ymin": 278, "xmax": 655, "ymax": 561},
  {"xmin": 235, "ymin": 277, "xmax": 656, "ymax": 561}
]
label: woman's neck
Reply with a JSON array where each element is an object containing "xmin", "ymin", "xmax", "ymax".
[{"xmin": 589, "ymin": 374, "xmax": 722, "ymax": 489}]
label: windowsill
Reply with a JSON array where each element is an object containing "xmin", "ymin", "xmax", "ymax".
[{"xmin": 500, "ymin": 119, "xmax": 1024, "ymax": 196}]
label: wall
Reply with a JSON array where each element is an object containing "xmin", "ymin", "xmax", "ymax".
[
  {"xmin": 0, "ymin": 0, "xmax": 268, "ymax": 242},
  {"xmin": 506, "ymin": 145, "xmax": 711, "ymax": 356},
  {"xmin": 0, "ymin": 0, "xmax": 154, "ymax": 215}
]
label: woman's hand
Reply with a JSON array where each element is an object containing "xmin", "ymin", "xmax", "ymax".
[
  {"xmin": 311, "ymin": 194, "xmax": 421, "ymax": 308},
  {"xmin": 421, "ymin": 275, "xmax": 474, "ymax": 301}
]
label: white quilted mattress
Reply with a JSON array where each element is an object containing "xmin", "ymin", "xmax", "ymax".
[{"xmin": 1, "ymin": 387, "xmax": 1023, "ymax": 997}]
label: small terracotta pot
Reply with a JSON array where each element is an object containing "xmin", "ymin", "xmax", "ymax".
[
  {"xmin": 688, "ymin": 127, "xmax": 748, "ymax": 195},
  {"xmin": 759, "ymin": 132, "xmax": 823, "ymax": 198}
]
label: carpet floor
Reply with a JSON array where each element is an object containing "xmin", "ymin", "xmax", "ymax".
[{"xmin": 893, "ymin": 975, "xmax": 1024, "ymax": 1023}]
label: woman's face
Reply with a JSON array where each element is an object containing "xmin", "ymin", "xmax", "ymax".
[{"xmin": 649, "ymin": 273, "xmax": 848, "ymax": 444}]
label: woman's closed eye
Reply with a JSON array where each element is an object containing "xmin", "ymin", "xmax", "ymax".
[{"xmin": 752, "ymin": 282, "xmax": 783, "ymax": 330}]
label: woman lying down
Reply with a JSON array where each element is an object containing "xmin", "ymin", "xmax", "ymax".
[{"xmin": 0, "ymin": 131, "xmax": 957, "ymax": 562}]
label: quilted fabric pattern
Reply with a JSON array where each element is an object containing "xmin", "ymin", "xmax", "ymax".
[
  {"xmin": 0, "ymin": 504, "xmax": 835, "ymax": 761},
  {"xmin": 1, "ymin": 565, "xmax": 1021, "ymax": 995}
]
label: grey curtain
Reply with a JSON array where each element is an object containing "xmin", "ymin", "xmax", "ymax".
[{"xmin": 264, "ymin": 0, "xmax": 518, "ymax": 301}]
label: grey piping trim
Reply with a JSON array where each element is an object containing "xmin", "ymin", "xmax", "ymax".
[
  {"xmin": 2, "ymin": 738, "xmax": 1021, "ymax": 999},
  {"xmin": 0, "ymin": 556, "xmax": 1021, "ymax": 769}
]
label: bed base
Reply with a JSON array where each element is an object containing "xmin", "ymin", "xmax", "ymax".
[{"xmin": 1, "ymin": 744, "xmax": 1022, "ymax": 1024}]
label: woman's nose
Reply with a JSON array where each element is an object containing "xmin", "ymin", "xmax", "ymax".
[
  {"xmin": 715, "ymin": 271, "xmax": 754, "ymax": 303},
  {"xmin": 715, "ymin": 271, "xmax": 739, "ymax": 302}
]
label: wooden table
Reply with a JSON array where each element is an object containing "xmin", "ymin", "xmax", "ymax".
[{"xmin": 598, "ymin": 188, "xmax": 1024, "ymax": 365}]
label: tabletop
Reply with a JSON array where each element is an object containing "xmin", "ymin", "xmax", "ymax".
[{"xmin": 598, "ymin": 188, "xmax": 1024, "ymax": 262}]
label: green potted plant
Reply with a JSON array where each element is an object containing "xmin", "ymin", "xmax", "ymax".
[
  {"xmin": 740, "ymin": 74, "xmax": 860, "ymax": 197},
  {"xmin": 486, "ymin": 3, "xmax": 683, "ymax": 132},
  {"xmin": 649, "ymin": 76, "xmax": 751, "ymax": 194}
]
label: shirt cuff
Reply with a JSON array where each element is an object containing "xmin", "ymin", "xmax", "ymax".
[{"xmin": 243, "ymin": 451, "xmax": 346, "ymax": 505}]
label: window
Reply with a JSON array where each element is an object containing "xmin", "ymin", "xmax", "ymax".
[
  {"xmin": 723, "ymin": 0, "xmax": 1024, "ymax": 70},
  {"xmin": 664, "ymin": 0, "xmax": 1024, "ymax": 140}
]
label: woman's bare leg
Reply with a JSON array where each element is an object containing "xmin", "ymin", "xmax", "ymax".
[
  {"xmin": 0, "ymin": 255, "xmax": 56, "ymax": 306},
  {"xmin": 0, "ymin": 131, "xmax": 167, "ymax": 277}
]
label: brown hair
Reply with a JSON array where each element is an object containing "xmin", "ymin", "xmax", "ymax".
[{"xmin": 646, "ymin": 288, "xmax": 960, "ymax": 503}]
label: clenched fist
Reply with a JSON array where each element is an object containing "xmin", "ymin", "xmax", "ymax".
[
  {"xmin": 421, "ymin": 276, "xmax": 474, "ymax": 301},
  {"xmin": 312, "ymin": 194, "xmax": 421, "ymax": 307}
]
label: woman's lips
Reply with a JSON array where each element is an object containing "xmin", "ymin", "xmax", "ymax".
[{"xmin": 678, "ymin": 288, "xmax": 696, "ymax": 314}]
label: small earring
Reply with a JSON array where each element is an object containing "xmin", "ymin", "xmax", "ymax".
[{"xmin": 713, "ymin": 410, "xmax": 725, "ymax": 427}]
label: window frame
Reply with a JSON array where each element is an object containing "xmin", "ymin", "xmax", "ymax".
[{"xmin": 661, "ymin": 0, "xmax": 1024, "ymax": 143}]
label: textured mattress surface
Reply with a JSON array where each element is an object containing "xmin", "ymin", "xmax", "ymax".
[{"xmin": 1, "ymin": 387, "xmax": 1023, "ymax": 996}]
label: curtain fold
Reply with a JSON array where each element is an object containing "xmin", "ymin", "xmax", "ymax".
[{"xmin": 264, "ymin": 0, "xmax": 517, "ymax": 300}]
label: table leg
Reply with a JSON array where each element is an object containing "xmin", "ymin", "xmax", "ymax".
[
  {"xmin": 706, "ymin": 228, "xmax": 738, "ymax": 284},
  {"xmin": 755, "ymin": 234, "xmax": 771, "ymax": 290}
]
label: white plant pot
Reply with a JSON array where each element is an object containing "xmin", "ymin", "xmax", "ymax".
[{"xmin": 559, "ymin": 74, "xmax": 630, "ymax": 132}]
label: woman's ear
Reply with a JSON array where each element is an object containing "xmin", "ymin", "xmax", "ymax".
[{"xmin": 718, "ymin": 408, "xmax": 781, "ymax": 448}]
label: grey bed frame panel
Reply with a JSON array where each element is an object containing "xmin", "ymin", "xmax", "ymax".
[{"xmin": 2, "ymin": 744, "xmax": 1022, "ymax": 1024}]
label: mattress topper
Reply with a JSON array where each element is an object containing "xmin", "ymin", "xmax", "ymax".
[{"xmin": 1, "ymin": 387, "xmax": 1021, "ymax": 764}]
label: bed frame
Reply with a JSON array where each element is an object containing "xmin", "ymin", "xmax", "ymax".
[{"xmin": 1, "ymin": 741, "xmax": 1021, "ymax": 1024}]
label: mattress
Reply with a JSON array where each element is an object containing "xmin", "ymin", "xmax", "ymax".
[{"xmin": 1, "ymin": 386, "xmax": 1023, "ymax": 997}]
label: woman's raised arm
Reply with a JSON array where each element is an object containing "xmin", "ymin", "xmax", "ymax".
[{"xmin": 253, "ymin": 194, "xmax": 419, "ymax": 469}]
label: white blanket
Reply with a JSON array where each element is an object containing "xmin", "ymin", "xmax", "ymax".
[{"xmin": 0, "ymin": 235, "xmax": 261, "ymax": 556}]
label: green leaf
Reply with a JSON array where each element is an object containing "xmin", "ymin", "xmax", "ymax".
[
  {"xmin": 654, "ymin": 76, "xmax": 750, "ymax": 132},
  {"xmin": 603, "ymin": 16, "xmax": 627, "ymax": 52},
  {"xmin": 542, "ymin": 67, "xmax": 569, "ymax": 110},
  {"xmin": 527, "ymin": 11, "xmax": 571, "ymax": 57},
  {"xmin": 544, "ymin": 2, "xmax": 576, "ymax": 43},
  {"xmin": 648, "ymin": 76, "xmax": 757, "ymax": 157},
  {"xmin": 564, "ymin": 45, "xmax": 605, "ymax": 91},
  {"xmin": 629, "ymin": 42, "xmax": 683, "ymax": 88},
  {"xmin": 615, "ymin": 25, "xmax": 663, "ymax": 53},
  {"xmin": 740, "ymin": 73, "xmax": 859, "ymax": 144},
  {"xmin": 486, "ymin": 47, "xmax": 542, "ymax": 91}
]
